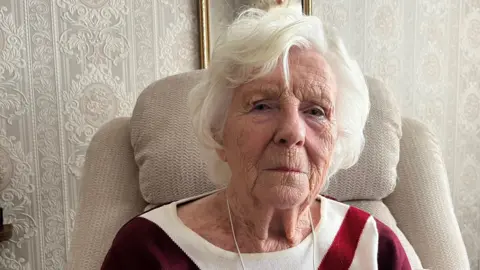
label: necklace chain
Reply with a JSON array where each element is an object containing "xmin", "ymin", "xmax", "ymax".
[{"xmin": 226, "ymin": 196, "xmax": 316, "ymax": 270}]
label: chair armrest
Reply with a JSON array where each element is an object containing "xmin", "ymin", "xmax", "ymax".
[
  {"xmin": 384, "ymin": 117, "xmax": 470, "ymax": 270},
  {"xmin": 67, "ymin": 118, "xmax": 147, "ymax": 270}
]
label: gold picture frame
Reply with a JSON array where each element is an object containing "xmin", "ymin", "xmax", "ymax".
[{"xmin": 198, "ymin": 0, "xmax": 312, "ymax": 69}]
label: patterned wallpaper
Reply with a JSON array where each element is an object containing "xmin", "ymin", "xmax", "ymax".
[
  {"xmin": 0, "ymin": 0, "xmax": 197, "ymax": 269},
  {"xmin": 0, "ymin": 0, "xmax": 477, "ymax": 269},
  {"xmin": 311, "ymin": 1, "xmax": 479, "ymax": 269}
]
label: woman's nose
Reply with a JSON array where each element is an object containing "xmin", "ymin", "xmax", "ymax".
[{"xmin": 273, "ymin": 109, "xmax": 306, "ymax": 147}]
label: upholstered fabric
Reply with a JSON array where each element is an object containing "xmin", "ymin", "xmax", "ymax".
[
  {"xmin": 68, "ymin": 118, "xmax": 147, "ymax": 270},
  {"xmin": 323, "ymin": 77, "xmax": 401, "ymax": 201},
  {"xmin": 345, "ymin": 200, "xmax": 423, "ymax": 269},
  {"xmin": 131, "ymin": 70, "xmax": 216, "ymax": 205},
  {"xmin": 130, "ymin": 71, "xmax": 401, "ymax": 204},
  {"xmin": 68, "ymin": 69, "xmax": 469, "ymax": 269},
  {"xmin": 67, "ymin": 117, "xmax": 469, "ymax": 270},
  {"xmin": 384, "ymin": 118, "xmax": 470, "ymax": 270}
]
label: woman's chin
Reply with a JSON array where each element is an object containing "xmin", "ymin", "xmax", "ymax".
[{"xmin": 255, "ymin": 186, "xmax": 310, "ymax": 209}]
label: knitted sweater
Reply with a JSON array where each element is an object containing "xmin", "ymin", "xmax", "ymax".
[{"xmin": 102, "ymin": 193, "xmax": 411, "ymax": 270}]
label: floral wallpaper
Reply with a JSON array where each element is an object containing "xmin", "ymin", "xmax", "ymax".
[
  {"xmin": 0, "ymin": 0, "xmax": 197, "ymax": 269},
  {"xmin": 311, "ymin": 1, "xmax": 479, "ymax": 268},
  {"xmin": 0, "ymin": 0, "xmax": 477, "ymax": 269}
]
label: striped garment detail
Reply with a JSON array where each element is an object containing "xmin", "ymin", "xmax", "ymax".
[
  {"xmin": 319, "ymin": 206, "xmax": 371, "ymax": 270},
  {"xmin": 348, "ymin": 215, "xmax": 378, "ymax": 269}
]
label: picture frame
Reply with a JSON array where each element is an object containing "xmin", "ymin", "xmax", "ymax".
[{"xmin": 198, "ymin": 0, "xmax": 312, "ymax": 69}]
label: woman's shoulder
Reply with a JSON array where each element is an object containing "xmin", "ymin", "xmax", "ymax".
[
  {"xmin": 319, "ymin": 195, "xmax": 403, "ymax": 239},
  {"xmin": 319, "ymin": 195, "xmax": 374, "ymax": 234},
  {"xmin": 140, "ymin": 190, "xmax": 220, "ymax": 227},
  {"xmin": 101, "ymin": 214, "xmax": 198, "ymax": 269},
  {"xmin": 319, "ymin": 195, "xmax": 411, "ymax": 269},
  {"xmin": 101, "ymin": 216, "xmax": 171, "ymax": 268},
  {"xmin": 110, "ymin": 216, "xmax": 169, "ymax": 244}
]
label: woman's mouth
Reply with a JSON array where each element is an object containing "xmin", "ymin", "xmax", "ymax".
[{"xmin": 267, "ymin": 167, "xmax": 304, "ymax": 173}]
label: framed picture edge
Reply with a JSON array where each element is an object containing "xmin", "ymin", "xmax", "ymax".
[{"xmin": 198, "ymin": 0, "xmax": 312, "ymax": 69}]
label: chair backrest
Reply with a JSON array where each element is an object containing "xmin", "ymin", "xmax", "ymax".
[
  {"xmin": 68, "ymin": 118, "xmax": 147, "ymax": 270},
  {"xmin": 70, "ymin": 70, "xmax": 473, "ymax": 270},
  {"xmin": 130, "ymin": 70, "xmax": 402, "ymax": 205}
]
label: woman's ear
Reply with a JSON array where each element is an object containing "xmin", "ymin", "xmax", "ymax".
[{"xmin": 216, "ymin": 148, "xmax": 228, "ymax": 162}]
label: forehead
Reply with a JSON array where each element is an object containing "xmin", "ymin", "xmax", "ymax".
[{"xmin": 240, "ymin": 48, "xmax": 336, "ymax": 98}]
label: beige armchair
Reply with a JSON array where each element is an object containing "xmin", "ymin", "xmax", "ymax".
[{"xmin": 67, "ymin": 70, "xmax": 470, "ymax": 270}]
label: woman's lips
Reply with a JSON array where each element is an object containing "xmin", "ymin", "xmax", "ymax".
[{"xmin": 267, "ymin": 167, "xmax": 304, "ymax": 173}]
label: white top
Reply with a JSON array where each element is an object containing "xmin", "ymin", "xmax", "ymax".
[{"xmin": 141, "ymin": 190, "xmax": 381, "ymax": 270}]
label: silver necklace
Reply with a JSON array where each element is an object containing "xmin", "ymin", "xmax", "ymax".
[{"xmin": 226, "ymin": 197, "xmax": 316, "ymax": 270}]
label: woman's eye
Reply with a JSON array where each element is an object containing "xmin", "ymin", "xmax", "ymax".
[
  {"xmin": 307, "ymin": 107, "xmax": 325, "ymax": 118},
  {"xmin": 253, "ymin": 103, "xmax": 271, "ymax": 111}
]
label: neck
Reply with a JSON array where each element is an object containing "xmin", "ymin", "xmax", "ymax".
[{"xmin": 221, "ymin": 186, "xmax": 320, "ymax": 253}]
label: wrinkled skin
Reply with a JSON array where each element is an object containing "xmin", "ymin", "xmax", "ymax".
[{"xmin": 178, "ymin": 48, "xmax": 338, "ymax": 253}]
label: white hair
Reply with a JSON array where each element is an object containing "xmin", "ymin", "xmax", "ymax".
[{"xmin": 188, "ymin": 8, "xmax": 370, "ymax": 188}]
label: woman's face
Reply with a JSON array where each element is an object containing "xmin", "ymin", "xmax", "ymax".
[{"xmin": 218, "ymin": 48, "xmax": 337, "ymax": 208}]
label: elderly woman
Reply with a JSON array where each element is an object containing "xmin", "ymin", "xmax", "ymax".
[{"xmin": 102, "ymin": 7, "xmax": 411, "ymax": 270}]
